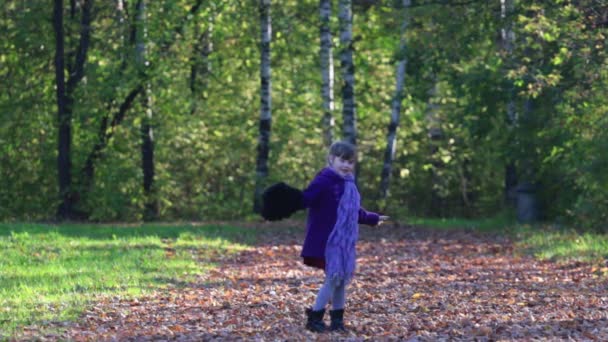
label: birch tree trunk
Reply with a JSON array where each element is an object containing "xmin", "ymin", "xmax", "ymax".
[
  {"xmin": 501, "ymin": 0, "xmax": 518, "ymax": 206},
  {"xmin": 54, "ymin": 0, "xmax": 92, "ymax": 220},
  {"xmin": 320, "ymin": 0, "xmax": 335, "ymax": 147},
  {"xmin": 135, "ymin": 0, "xmax": 158, "ymax": 220},
  {"xmin": 116, "ymin": 0, "xmax": 128, "ymax": 70},
  {"xmin": 254, "ymin": 0, "xmax": 272, "ymax": 213},
  {"xmin": 338, "ymin": 0, "xmax": 356, "ymax": 146},
  {"xmin": 380, "ymin": 0, "xmax": 410, "ymax": 200}
]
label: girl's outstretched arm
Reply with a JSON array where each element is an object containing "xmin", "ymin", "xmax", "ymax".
[
  {"xmin": 357, "ymin": 208, "xmax": 380, "ymax": 226},
  {"xmin": 357, "ymin": 209, "xmax": 390, "ymax": 226}
]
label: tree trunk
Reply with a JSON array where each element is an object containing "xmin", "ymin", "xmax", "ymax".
[
  {"xmin": 135, "ymin": 0, "xmax": 157, "ymax": 220},
  {"xmin": 141, "ymin": 87, "xmax": 157, "ymax": 220},
  {"xmin": 516, "ymin": 99, "xmax": 539, "ymax": 222},
  {"xmin": 320, "ymin": 0, "xmax": 335, "ymax": 147},
  {"xmin": 501, "ymin": 0, "xmax": 518, "ymax": 206},
  {"xmin": 254, "ymin": 0, "xmax": 272, "ymax": 214},
  {"xmin": 79, "ymin": 1, "xmax": 204, "ymax": 202},
  {"xmin": 54, "ymin": 0, "xmax": 72, "ymax": 220},
  {"xmin": 380, "ymin": 0, "xmax": 410, "ymax": 200},
  {"xmin": 116, "ymin": 0, "xmax": 128, "ymax": 70},
  {"xmin": 338, "ymin": 0, "xmax": 356, "ymax": 146},
  {"xmin": 54, "ymin": 0, "xmax": 93, "ymax": 220}
]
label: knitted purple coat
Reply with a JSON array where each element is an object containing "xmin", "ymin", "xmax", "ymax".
[{"xmin": 300, "ymin": 167, "xmax": 380, "ymax": 268}]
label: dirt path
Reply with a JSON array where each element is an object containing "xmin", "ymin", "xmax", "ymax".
[{"xmin": 25, "ymin": 224, "xmax": 608, "ymax": 340}]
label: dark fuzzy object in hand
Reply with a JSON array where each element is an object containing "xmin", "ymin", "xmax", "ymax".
[{"xmin": 261, "ymin": 182, "xmax": 305, "ymax": 221}]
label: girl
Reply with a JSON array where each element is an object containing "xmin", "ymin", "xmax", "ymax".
[{"xmin": 301, "ymin": 141, "xmax": 388, "ymax": 332}]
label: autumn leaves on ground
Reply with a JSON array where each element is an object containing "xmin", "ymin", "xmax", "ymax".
[{"xmin": 16, "ymin": 222, "xmax": 608, "ymax": 341}]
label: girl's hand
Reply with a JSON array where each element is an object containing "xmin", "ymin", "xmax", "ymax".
[{"xmin": 378, "ymin": 215, "xmax": 390, "ymax": 225}]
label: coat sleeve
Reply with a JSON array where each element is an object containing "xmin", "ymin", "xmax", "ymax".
[
  {"xmin": 302, "ymin": 174, "xmax": 327, "ymax": 208},
  {"xmin": 358, "ymin": 207, "xmax": 380, "ymax": 226}
]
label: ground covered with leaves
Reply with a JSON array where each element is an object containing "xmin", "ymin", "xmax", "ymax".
[{"xmin": 17, "ymin": 222, "xmax": 608, "ymax": 341}]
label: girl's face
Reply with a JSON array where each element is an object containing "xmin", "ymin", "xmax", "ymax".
[{"xmin": 329, "ymin": 155, "xmax": 355, "ymax": 177}]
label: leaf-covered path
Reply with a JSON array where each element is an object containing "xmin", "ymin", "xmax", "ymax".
[{"xmin": 29, "ymin": 223, "xmax": 608, "ymax": 340}]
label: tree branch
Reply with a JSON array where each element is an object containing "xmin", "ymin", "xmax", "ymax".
[
  {"xmin": 82, "ymin": 85, "xmax": 144, "ymax": 183},
  {"xmin": 66, "ymin": 0, "xmax": 93, "ymax": 96},
  {"xmin": 81, "ymin": 0, "xmax": 208, "ymax": 187}
]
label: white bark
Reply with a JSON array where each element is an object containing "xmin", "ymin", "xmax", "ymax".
[
  {"xmin": 339, "ymin": 0, "xmax": 356, "ymax": 146},
  {"xmin": 320, "ymin": 0, "xmax": 335, "ymax": 147},
  {"xmin": 502, "ymin": 0, "xmax": 518, "ymax": 204},
  {"xmin": 380, "ymin": 0, "xmax": 410, "ymax": 199},
  {"xmin": 502, "ymin": 0, "xmax": 517, "ymax": 125}
]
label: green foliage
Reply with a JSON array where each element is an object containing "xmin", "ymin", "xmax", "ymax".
[
  {"xmin": 0, "ymin": 223, "xmax": 252, "ymax": 336},
  {"xmin": 0, "ymin": 0, "xmax": 607, "ymax": 228}
]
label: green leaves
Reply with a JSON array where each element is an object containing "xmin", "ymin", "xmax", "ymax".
[{"xmin": 1, "ymin": 0, "xmax": 607, "ymax": 227}]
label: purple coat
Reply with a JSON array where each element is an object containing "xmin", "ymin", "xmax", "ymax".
[{"xmin": 300, "ymin": 167, "xmax": 380, "ymax": 263}]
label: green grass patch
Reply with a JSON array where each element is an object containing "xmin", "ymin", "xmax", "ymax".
[
  {"xmin": 407, "ymin": 215, "xmax": 608, "ymax": 264},
  {"xmin": 513, "ymin": 225, "xmax": 608, "ymax": 263},
  {"xmin": 406, "ymin": 213, "xmax": 516, "ymax": 232},
  {"xmin": 0, "ymin": 223, "xmax": 255, "ymax": 337}
]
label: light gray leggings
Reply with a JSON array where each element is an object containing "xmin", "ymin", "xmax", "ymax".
[{"xmin": 312, "ymin": 277, "xmax": 346, "ymax": 311}]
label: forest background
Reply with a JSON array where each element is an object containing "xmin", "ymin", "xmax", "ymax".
[{"xmin": 1, "ymin": 0, "xmax": 607, "ymax": 230}]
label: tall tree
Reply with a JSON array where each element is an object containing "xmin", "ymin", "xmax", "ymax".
[
  {"xmin": 380, "ymin": 0, "xmax": 410, "ymax": 200},
  {"xmin": 53, "ymin": 0, "xmax": 69, "ymax": 219},
  {"xmin": 339, "ymin": 0, "xmax": 357, "ymax": 146},
  {"xmin": 53, "ymin": 0, "xmax": 93, "ymax": 220},
  {"xmin": 501, "ymin": 0, "xmax": 518, "ymax": 206},
  {"xmin": 254, "ymin": 0, "xmax": 272, "ymax": 213},
  {"xmin": 320, "ymin": 0, "xmax": 335, "ymax": 147},
  {"xmin": 135, "ymin": 0, "xmax": 157, "ymax": 220}
]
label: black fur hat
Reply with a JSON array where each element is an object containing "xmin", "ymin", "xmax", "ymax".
[{"xmin": 261, "ymin": 182, "xmax": 305, "ymax": 221}]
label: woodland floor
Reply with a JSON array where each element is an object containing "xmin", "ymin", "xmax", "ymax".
[{"xmin": 16, "ymin": 222, "xmax": 608, "ymax": 341}]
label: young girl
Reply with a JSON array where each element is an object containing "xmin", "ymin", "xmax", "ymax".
[{"xmin": 301, "ymin": 141, "xmax": 388, "ymax": 333}]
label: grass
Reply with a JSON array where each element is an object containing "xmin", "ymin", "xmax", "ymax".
[
  {"xmin": 406, "ymin": 214, "xmax": 516, "ymax": 232},
  {"xmin": 1, "ymin": 217, "xmax": 607, "ymax": 338},
  {"xmin": 0, "ymin": 223, "xmax": 255, "ymax": 337},
  {"xmin": 514, "ymin": 226, "xmax": 608, "ymax": 263},
  {"xmin": 407, "ymin": 215, "xmax": 608, "ymax": 263}
]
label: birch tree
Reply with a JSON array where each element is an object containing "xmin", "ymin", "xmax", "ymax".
[
  {"xmin": 254, "ymin": 0, "xmax": 272, "ymax": 213},
  {"xmin": 320, "ymin": 0, "xmax": 335, "ymax": 147},
  {"xmin": 338, "ymin": 0, "xmax": 356, "ymax": 146},
  {"xmin": 501, "ymin": 0, "xmax": 518, "ymax": 205},
  {"xmin": 380, "ymin": 0, "xmax": 410, "ymax": 200},
  {"xmin": 135, "ymin": 0, "xmax": 158, "ymax": 220}
]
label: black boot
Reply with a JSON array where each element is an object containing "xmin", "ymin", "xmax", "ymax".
[
  {"xmin": 329, "ymin": 309, "xmax": 346, "ymax": 332},
  {"xmin": 305, "ymin": 308, "xmax": 327, "ymax": 333}
]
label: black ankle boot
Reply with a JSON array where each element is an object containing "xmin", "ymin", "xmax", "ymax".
[
  {"xmin": 305, "ymin": 308, "xmax": 327, "ymax": 333},
  {"xmin": 329, "ymin": 309, "xmax": 346, "ymax": 332}
]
